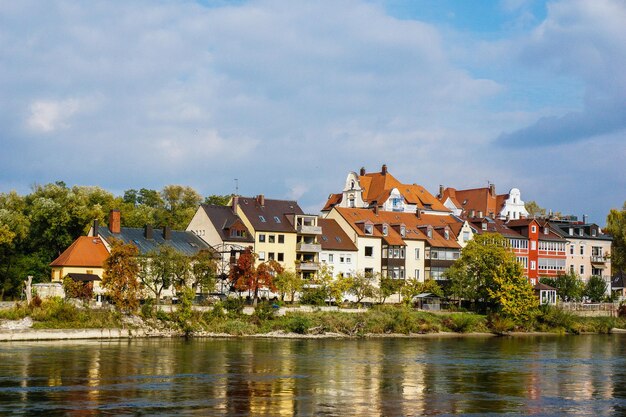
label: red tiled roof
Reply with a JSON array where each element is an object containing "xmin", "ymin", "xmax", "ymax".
[
  {"xmin": 318, "ymin": 218, "xmax": 357, "ymax": 251},
  {"xmin": 50, "ymin": 236, "xmax": 109, "ymax": 267},
  {"xmin": 322, "ymin": 193, "xmax": 343, "ymax": 212}
]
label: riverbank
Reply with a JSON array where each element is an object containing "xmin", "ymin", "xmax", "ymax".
[{"xmin": 2, "ymin": 298, "xmax": 625, "ymax": 341}]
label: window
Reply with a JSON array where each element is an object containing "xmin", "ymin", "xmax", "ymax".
[
  {"xmin": 580, "ymin": 245, "xmax": 584, "ymax": 255},
  {"xmin": 592, "ymin": 229, "xmax": 597, "ymax": 237},
  {"xmin": 259, "ymin": 215, "xmax": 266, "ymax": 223},
  {"xmin": 278, "ymin": 234, "xmax": 284, "ymax": 244},
  {"xmin": 328, "ymin": 254, "xmax": 334, "ymax": 263},
  {"xmin": 531, "ymin": 225, "xmax": 537, "ymax": 233},
  {"xmin": 463, "ymin": 231, "xmax": 470, "ymax": 242},
  {"xmin": 349, "ymin": 198, "xmax": 355, "ymax": 208},
  {"xmin": 580, "ymin": 265, "xmax": 584, "ymax": 275},
  {"xmin": 570, "ymin": 245, "xmax": 574, "ymax": 255},
  {"xmin": 259, "ymin": 234, "xmax": 266, "ymax": 243},
  {"xmin": 268, "ymin": 252, "xmax": 275, "ymax": 260},
  {"xmin": 86, "ymin": 270, "xmax": 93, "ymax": 275},
  {"xmin": 531, "ymin": 241, "xmax": 536, "ymax": 250},
  {"xmin": 400, "ymin": 226, "xmax": 406, "ymax": 237},
  {"xmin": 273, "ymin": 216, "xmax": 281, "ymax": 223},
  {"xmin": 414, "ymin": 269, "xmax": 420, "ymax": 280},
  {"xmin": 346, "ymin": 256, "xmax": 351, "ymax": 264},
  {"xmin": 579, "ymin": 228, "xmax": 584, "ymax": 236},
  {"xmin": 382, "ymin": 224, "xmax": 388, "ymax": 236},
  {"xmin": 268, "ymin": 235, "xmax": 275, "ymax": 243},
  {"xmin": 277, "ymin": 253, "xmax": 284, "ymax": 262},
  {"xmin": 365, "ymin": 246, "xmax": 373, "ymax": 257},
  {"xmin": 544, "ymin": 227, "xmax": 549, "ymax": 235},
  {"xmin": 364, "ymin": 224, "xmax": 373, "ymax": 235},
  {"xmin": 569, "ymin": 227, "xmax": 574, "ymax": 236},
  {"xmin": 530, "ymin": 260, "xmax": 536, "ymax": 270},
  {"xmin": 570, "ymin": 265, "xmax": 575, "ymax": 273},
  {"xmin": 415, "ymin": 248, "xmax": 420, "ymax": 259},
  {"xmin": 258, "ymin": 251, "xmax": 265, "ymax": 261},
  {"xmin": 230, "ymin": 229, "xmax": 246, "ymax": 238},
  {"xmin": 340, "ymin": 256, "xmax": 345, "ymax": 263},
  {"xmin": 427, "ymin": 228, "xmax": 433, "ymax": 238},
  {"xmin": 481, "ymin": 223, "xmax": 487, "ymax": 231},
  {"xmin": 516, "ymin": 257, "xmax": 528, "ymax": 269},
  {"xmin": 444, "ymin": 230, "xmax": 449, "ymax": 240},
  {"xmin": 364, "ymin": 268, "xmax": 374, "ymax": 277}
]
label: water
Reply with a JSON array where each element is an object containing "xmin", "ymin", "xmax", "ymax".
[{"xmin": 1, "ymin": 335, "xmax": 626, "ymax": 416}]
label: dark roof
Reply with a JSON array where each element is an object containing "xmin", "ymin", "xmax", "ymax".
[
  {"xmin": 533, "ymin": 282, "xmax": 556, "ymax": 291},
  {"xmin": 237, "ymin": 196, "xmax": 303, "ymax": 232},
  {"xmin": 201, "ymin": 205, "xmax": 254, "ymax": 243},
  {"xmin": 67, "ymin": 273, "xmax": 101, "ymax": 282},
  {"xmin": 318, "ymin": 218, "xmax": 357, "ymax": 251},
  {"xmin": 550, "ymin": 222, "xmax": 613, "ymax": 241},
  {"xmin": 98, "ymin": 227, "xmax": 213, "ymax": 256}
]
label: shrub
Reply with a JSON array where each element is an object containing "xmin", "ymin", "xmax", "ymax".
[
  {"xmin": 445, "ymin": 314, "xmax": 481, "ymax": 333},
  {"xmin": 299, "ymin": 288, "xmax": 328, "ymax": 306},
  {"xmin": 140, "ymin": 298, "xmax": 155, "ymax": 319},
  {"xmin": 223, "ymin": 297, "xmax": 245, "ymax": 315},
  {"xmin": 156, "ymin": 309, "xmax": 170, "ymax": 322},
  {"xmin": 285, "ymin": 313, "xmax": 312, "ymax": 334},
  {"xmin": 253, "ymin": 301, "xmax": 276, "ymax": 321},
  {"xmin": 487, "ymin": 313, "xmax": 515, "ymax": 334},
  {"xmin": 538, "ymin": 305, "xmax": 575, "ymax": 332}
]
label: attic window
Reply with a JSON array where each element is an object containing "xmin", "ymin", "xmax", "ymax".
[
  {"xmin": 427, "ymin": 228, "xmax": 433, "ymax": 238},
  {"xmin": 544, "ymin": 227, "xmax": 549, "ymax": 235},
  {"xmin": 569, "ymin": 227, "xmax": 573, "ymax": 236},
  {"xmin": 592, "ymin": 229, "xmax": 597, "ymax": 237},
  {"xmin": 274, "ymin": 216, "xmax": 281, "ymax": 223},
  {"xmin": 382, "ymin": 224, "xmax": 388, "ymax": 236},
  {"xmin": 322, "ymin": 236, "xmax": 328, "ymax": 241},
  {"xmin": 482, "ymin": 223, "xmax": 487, "ymax": 231},
  {"xmin": 444, "ymin": 230, "xmax": 450, "ymax": 240},
  {"xmin": 259, "ymin": 215, "xmax": 266, "ymax": 223},
  {"xmin": 400, "ymin": 226, "xmax": 406, "ymax": 237},
  {"xmin": 335, "ymin": 236, "xmax": 342, "ymax": 243},
  {"xmin": 364, "ymin": 224, "xmax": 373, "ymax": 235}
]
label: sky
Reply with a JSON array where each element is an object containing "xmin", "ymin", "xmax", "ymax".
[{"xmin": 0, "ymin": 0, "xmax": 624, "ymax": 224}]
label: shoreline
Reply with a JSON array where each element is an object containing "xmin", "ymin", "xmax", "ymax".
[{"xmin": 1, "ymin": 328, "xmax": 617, "ymax": 342}]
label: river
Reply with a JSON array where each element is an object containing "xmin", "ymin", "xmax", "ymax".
[{"xmin": 1, "ymin": 335, "xmax": 626, "ymax": 416}]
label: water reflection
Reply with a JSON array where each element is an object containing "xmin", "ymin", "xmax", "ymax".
[{"xmin": 1, "ymin": 335, "xmax": 626, "ymax": 415}]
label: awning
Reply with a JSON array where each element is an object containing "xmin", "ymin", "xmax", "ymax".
[{"xmin": 67, "ymin": 273, "xmax": 101, "ymax": 282}]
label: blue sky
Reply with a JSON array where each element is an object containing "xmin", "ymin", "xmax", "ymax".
[{"xmin": 0, "ymin": 0, "xmax": 624, "ymax": 223}]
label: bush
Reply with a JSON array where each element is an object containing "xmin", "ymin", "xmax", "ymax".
[
  {"xmin": 156, "ymin": 309, "xmax": 170, "ymax": 322},
  {"xmin": 487, "ymin": 313, "xmax": 515, "ymax": 334},
  {"xmin": 285, "ymin": 313, "xmax": 312, "ymax": 334},
  {"xmin": 299, "ymin": 288, "xmax": 328, "ymax": 306},
  {"xmin": 223, "ymin": 297, "xmax": 245, "ymax": 315},
  {"xmin": 444, "ymin": 313, "xmax": 481, "ymax": 333},
  {"xmin": 253, "ymin": 301, "xmax": 276, "ymax": 321},
  {"xmin": 140, "ymin": 298, "xmax": 155, "ymax": 319},
  {"xmin": 537, "ymin": 305, "xmax": 575, "ymax": 332}
]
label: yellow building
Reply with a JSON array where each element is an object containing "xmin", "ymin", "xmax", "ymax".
[{"xmin": 49, "ymin": 236, "xmax": 110, "ymax": 294}]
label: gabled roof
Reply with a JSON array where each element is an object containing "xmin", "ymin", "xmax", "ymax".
[
  {"xmin": 549, "ymin": 221, "xmax": 613, "ymax": 242},
  {"xmin": 322, "ymin": 193, "xmax": 343, "ymax": 211},
  {"xmin": 401, "ymin": 184, "xmax": 449, "ymax": 211},
  {"xmin": 201, "ymin": 204, "xmax": 254, "ymax": 243},
  {"xmin": 318, "ymin": 218, "xmax": 357, "ymax": 251},
  {"xmin": 360, "ymin": 171, "xmax": 402, "ymax": 203},
  {"xmin": 50, "ymin": 236, "xmax": 109, "ymax": 268},
  {"xmin": 468, "ymin": 218, "xmax": 524, "ymax": 239},
  {"xmin": 448, "ymin": 187, "xmax": 500, "ymax": 217},
  {"xmin": 333, "ymin": 208, "xmax": 461, "ymax": 249},
  {"xmin": 236, "ymin": 196, "xmax": 303, "ymax": 233},
  {"xmin": 97, "ymin": 227, "xmax": 213, "ymax": 256}
]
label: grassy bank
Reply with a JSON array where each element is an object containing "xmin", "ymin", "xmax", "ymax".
[{"xmin": 2, "ymin": 299, "xmax": 625, "ymax": 336}]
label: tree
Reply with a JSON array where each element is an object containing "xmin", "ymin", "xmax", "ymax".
[
  {"xmin": 540, "ymin": 271, "xmax": 584, "ymax": 302},
  {"xmin": 160, "ymin": 185, "xmax": 202, "ymax": 230},
  {"xmin": 137, "ymin": 246, "xmax": 177, "ymax": 306},
  {"xmin": 378, "ymin": 277, "xmax": 404, "ymax": 304},
  {"xmin": 400, "ymin": 278, "xmax": 442, "ymax": 305},
  {"xmin": 274, "ymin": 270, "xmax": 304, "ymax": 303},
  {"xmin": 329, "ymin": 274, "xmax": 352, "ymax": 305},
  {"xmin": 525, "ymin": 201, "xmax": 547, "ymax": 218},
  {"xmin": 606, "ymin": 202, "xmax": 626, "ymax": 274},
  {"xmin": 230, "ymin": 248, "xmax": 279, "ymax": 306},
  {"xmin": 445, "ymin": 233, "xmax": 538, "ymax": 319},
  {"xmin": 348, "ymin": 272, "xmax": 377, "ymax": 304},
  {"xmin": 63, "ymin": 276, "xmax": 94, "ymax": 301},
  {"xmin": 102, "ymin": 240, "xmax": 141, "ymax": 313},
  {"xmin": 191, "ymin": 250, "xmax": 218, "ymax": 294},
  {"xmin": 204, "ymin": 195, "xmax": 232, "ymax": 206},
  {"xmin": 584, "ymin": 275, "xmax": 608, "ymax": 302}
]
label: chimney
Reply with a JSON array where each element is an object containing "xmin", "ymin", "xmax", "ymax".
[
  {"xmin": 232, "ymin": 195, "xmax": 239, "ymax": 214},
  {"xmin": 144, "ymin": 224, "xmax": 153, "ymax": 240},
  {"xmin": 381, "ymin": 164, "xmax": 387, "ymax": 175},
  {"xmin": 256, "ymin": 194, "xmax": 265, "ymax": 207},
  {"xmin": 478, "ymin": 211, "xmax": 483, "ymax": 218},
  {"xmin": 108, "ymin": 210, "xmax": 121, "ymax": 234},
  {"xmin": 374, "ymin": 205, "xmax": 379, "ymax": 215},
  {"xmin": 583, "ymin": 214, "xmax": 588, "ymax": 224},
  {"xmin": 163, "ymin": 226, "xmax": 171, "ymax": 240},
  {"xmin": 470, "ymin": 209, "xmax": 475, "ymax": 218},
  {"xmin": 439, "ymin": 185, "xmax": 444, "ymax": 198},
  {"xmin": 489, "ymin": 183, "xmax": 496, "ymax": 196},
  {"xmin": 360, "ymin": 167, "xmax": 366, "ymax": 176},
  {"xmin": 92, "ymin": 219, "xmax": 99, "ymax": 237}
]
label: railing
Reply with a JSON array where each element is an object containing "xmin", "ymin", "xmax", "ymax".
[
  {"xmin": 297, "ymin": 225, "xmax": 322, "ymax": 234},
  {"xmin": 591, "ymin": 255, "xmax": 608, "ymax": 263},
  {"xmin": 297, "ymin": 242, "xmax": 322, "ymax": 252},
  {"xmin": 296, "ymin": 262, "xmax": 320, "ymax": 271}
]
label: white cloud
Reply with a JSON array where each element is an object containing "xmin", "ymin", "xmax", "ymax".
[{"xmin": 27, "ymin": 98, "xmax": 81, "ymax": 133}]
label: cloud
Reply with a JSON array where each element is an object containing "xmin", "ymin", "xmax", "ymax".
[
  {"xmin": 27, "ymin": 98, "xmax": 81, "ymax": 132},
  {"xmin": 496, "ymin": 0, "xmax": 626, "ymax": 147}
]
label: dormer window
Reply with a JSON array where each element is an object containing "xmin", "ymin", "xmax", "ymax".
[
  {"xmin": 592, "ymin": 229, "xmax": 597, "ymax": 237},
  {"xmin": 400, "ymin": 225, "xmax": 406, "ymax": 237},
  {"xmin": 364, "ymin": 224, "xmax": 373, "ymax": 235},
  {"xmin": 382, "ymin": 224, "xmax": 388, "ymax": 236},
  {"xmin": 544, "ymin": 227, "xmax": 549, "ymax": 235},
  {"xmin": 482, "ymin": 223, "xmax": 487, "ymax": 231},
  {"xmin": 444, "ymin": 229, "xmax": 450, "ymax": 240},
  {"xmin": 531, "ymin": 225, "xmax": 537, "ymax": 233},
  {"xmin": 569, "ymin": 227, "xmax": 574, "ymax": 236},
  {"xmin": 427, "ymin": 227, "xmax": 433, "ymax": 238},
  {"xmin": 349, "ymin": 198, "xmax": 355, "ymax": 208},
  {"xmin": 579, "ymin": 228, "xmax": 584, "ymax": 236}
]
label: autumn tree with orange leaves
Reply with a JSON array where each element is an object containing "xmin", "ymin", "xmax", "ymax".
[
  {"xmin": 230, "ymin": 247, "xmax": 282, "ymax": 306},
  {"xmin": 102, "ymin": 239, "xmax": 141, "ymax": 314}
]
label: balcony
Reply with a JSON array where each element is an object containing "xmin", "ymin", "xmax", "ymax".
[
  {"xmin": 296, "ymin": 262, "xmax": 320, "ymax": 271},
  {"xmin": 591, "ymin": 255, "xmax": 608, "ymax": 264},
  {"xmin": 297, "ymin": 242, "xmax": 322, "ymax": 252},
  {"xmin": 297, "ymin": 225, "xmax": 322, "ymax": 235}
]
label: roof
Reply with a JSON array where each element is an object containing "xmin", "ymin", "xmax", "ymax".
[
  {"xmin": 448, "ymin": 187, "xmax": 500, "ymax": 218},
  {"xmin": 549, "ymin": 221, "xmax": 613, "ymax": 242},
  {"xmin": 469, "ymin": 218, "xmax": 525, "ymax": 239},
  {"xmin": 333, "ymin": 208, "xmax": 461, "ymax": 249},
  {"xmin": 322, "ymin": 193, "xmax": 343, "ymax": 211},
  {"xmin": 236, "ymin": 196, "xmax": 303, "ymax": 232},
  {"xmin": 97, "ymin": 227, "xmax": 213, "ymax": 256},
  {"xmin": 201, "ymin": 204, "xmax": 254, "ymax": 243},
  {"xmin": 401, "ymin": 184, "xmax": 449, "ymax": 211},
  {"xmin": 318, "ymin": 218, "xmax": 357, "ymax": 251},
  {"xmin": 506, "ymin": 219, "xmax": 566, "ymax": 242},
  {"xmin": 533, "ymin": 282, "xmax": 557, "ymax": 291},
  {"xmin": 50, "ymin": 236, "xmax": 109, "ymax": 268},
  {"xmin": 67, "ymin": 273, "xmax": 101, "ymax": 282}
]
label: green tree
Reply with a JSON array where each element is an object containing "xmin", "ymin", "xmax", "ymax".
[
  {"xmin": 274, "ymin": 270, "xmax": 304, "ymax": 303},
  {"xmin": 445, "ymin": 233, "xmax": 538, "ymax": 319},
  {"xmin": 137, "ymin": 246, "xmax": 179, "ymax": 306},
  {"xmin": 378, "ymin": 277, "xmax": 404, "ymax": 304},
  {"xmin": 204, "ymin": 195, "xmax": 232, "ymax": 206},
  {"xmin": 160, "ymin": 185, "xmax": 202, "ymax": 230},
  {"xmin": 348, "ymin": 272, "xmax": 377, "ymax": 304},
  {"xmin": 400, "ymin": 278, "xmax": 443, "ymax": 305},
  {"xmin": 584, "ymin": 275, "xmax": 608, "ymax": 302},
  {"xmin": 329, "ymin": 274, "xmax": 352, "ymax": 304},
  {"xmin": 606, "ymin": 202, "xmax": 626, "ymax": 274},
  {"xmin": 191, "ymin": 250, "xmax": 218, "ymax": 294},
  {"xmin": 525, "ymin": 201, "xmax": 547, "ymax": 218},
  {"xmin": 102, "ymin": 240, "xmax": 141, "ymax": 313},
  {"xmin": 540, "ymin": 271, "xmax": 584, "ymax": 302}
]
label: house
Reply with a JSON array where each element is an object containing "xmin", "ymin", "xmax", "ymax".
[
  {"xmin": 49, "ymin": 236, "xmax": 110, "ymax": 295},
  {"xmin": 188, "ymin": 195, "xmax": 321, "ymax": 280},
  {"xmin": 534, "ymin": 282, "xmax": 557, "ymax": 305},
  {"xmin": 323, "ymin": 165, "xmax": 450, "ymax": 215},
  {"xmin": 438, "ymin": 184, "xmax": 529, "ymax": 220},
  {"xmin": 550, "ymin": 218, "xmax": 612, "ymax": 288},
  {"xmin": 318, "ymin": 218, "xmax": 358, "ymax": 278}
]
